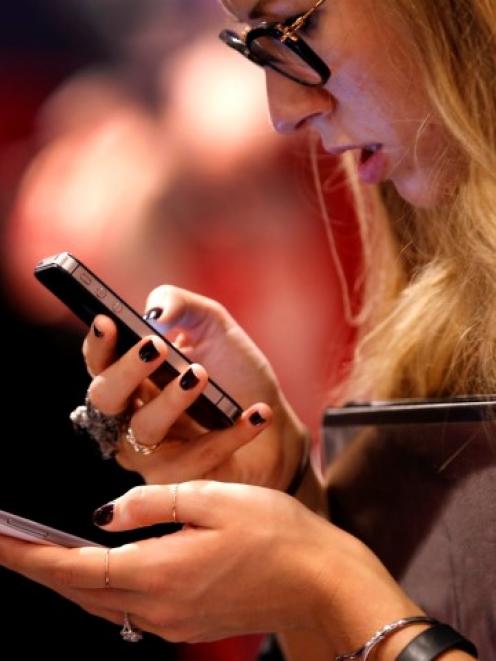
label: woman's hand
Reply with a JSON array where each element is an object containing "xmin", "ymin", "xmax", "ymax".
[
  {"xmin": 0, "ymin": 482, "xmax": 418, "ymax": 649},
  {"xmin": 82, "ymin": 286, "xmax": 307, "ymax": 490}
]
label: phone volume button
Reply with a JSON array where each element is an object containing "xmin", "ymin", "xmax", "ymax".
[{"xmin": 96, "ymin": 287, "xmax": 107, "ymax": 299}]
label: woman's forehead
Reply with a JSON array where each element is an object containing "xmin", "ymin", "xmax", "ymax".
[{"xmin": 221, "ymin": 0, "xmax": 312, "ymax": 21}]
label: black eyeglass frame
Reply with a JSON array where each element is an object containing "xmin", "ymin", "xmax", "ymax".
[{"xmin": 219, "ymin": 0, "xmax": 331, "ymax": 87}]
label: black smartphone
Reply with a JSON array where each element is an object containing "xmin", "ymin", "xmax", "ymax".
[{"xmin": 34, "ymin": 252, "xmax": 243, "ymax": 430}]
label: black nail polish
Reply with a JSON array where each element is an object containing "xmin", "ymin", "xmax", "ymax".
[
  {"xmin": 93, "ymin": 503, "xmax": 114, "ymax": 526},
  {"xmin": 180, "ymin": 368, "xmax": 199, "ymax": 390},
  {"xmin": 144, "ymin": 307, "xmax": 163, "ymax": 321},
  {"xmin": 139, "ymin": 339, "xmax": 160, "ymax": 362},
  {"xmin": 93, "ymin": 324, "xmax": 104, "ymax": 338},
  {"xmin": 249, "ymin": 411, "xmax": 266, "ymax": 426}
]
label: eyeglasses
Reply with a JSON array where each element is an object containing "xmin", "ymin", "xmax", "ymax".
[{"xmin": 219, "ymin": 0, "xmax": 330, "ymax": 87}]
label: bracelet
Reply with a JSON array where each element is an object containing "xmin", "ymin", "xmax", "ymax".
[
  {"xmin": 335, "ymin": 616, "xmax": 438, "ymax": 661},
  {"xmin": 286, "ymin": 435, "xmax": 311, "ymax": 496},
  {"xmin": 396, "ymin": 622, "xmax": 478, "ymax": 660}
]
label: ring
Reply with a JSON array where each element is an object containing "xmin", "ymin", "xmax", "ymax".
[
  {"xmin": 171, "ymin": 483, "xmax": 179, "ymax": 523},
  {"xmin": 70, "ymin": 392, "xmax": 129, "ymax": 459},
  {"xmin": 120, "ymin": 612, "xmax": 143, "ymax": 643},
  {"xmin": 125, "ymin": 426, "xmax": 164, "ymax": 455},
  {"xmin": 104, "ymin": 548, "xmax": 111, "ymax": 588}
]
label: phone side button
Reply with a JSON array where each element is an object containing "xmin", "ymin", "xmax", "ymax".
[
  {"xmin": 217, "ymin": 396, "xmax": 242, "ymax": 421},
  {"xmin": 79, "ymin": 272, "xmax": 92, "ymax": 286},
  {"xmin": 96, "ymin": 287, "xmax": 107, "ymax": 299}
]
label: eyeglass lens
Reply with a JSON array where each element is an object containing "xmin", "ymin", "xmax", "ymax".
[{"xmin": 250, "ymin": 36, "xmax": 322, "ymax": 85}]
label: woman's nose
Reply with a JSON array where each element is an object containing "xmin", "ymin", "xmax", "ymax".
[{"xmin": 265, "ymin": 68, "xmax": 334, "ymax": 134}]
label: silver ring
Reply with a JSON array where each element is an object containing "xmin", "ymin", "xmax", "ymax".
[
  {"xmin": 120, "ymin": 612, "xmax": 143, "ymax": 643},
  {"xmin": 70, "ymin": 392, "xmax": 129, "ymax": 459},
  {"xmin": 125, "ymin": 426, "xmax": 164, "ymax": 455}
]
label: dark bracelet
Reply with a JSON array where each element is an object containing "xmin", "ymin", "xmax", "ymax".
[
  {"xmin": 286, "ymin": 436, "xmax": 311, "ymax": 496},
  {"xmin": 396, "ymin": 623, "xmax": 478, "ymax": 660}
]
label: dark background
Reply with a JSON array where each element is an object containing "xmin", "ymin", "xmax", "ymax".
[{"xmin": 0, "ymin": 295, "xmax": 180, "ymax": 658}]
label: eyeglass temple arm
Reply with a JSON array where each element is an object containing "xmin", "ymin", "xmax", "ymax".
[{"xmin": 280, "ymin": 0, "xmax": 327, "ymax": 41}]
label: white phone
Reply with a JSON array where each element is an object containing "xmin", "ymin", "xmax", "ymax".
[{"xmin": 0, "ymin": 509, "xmax": 103, "ymax": 548}]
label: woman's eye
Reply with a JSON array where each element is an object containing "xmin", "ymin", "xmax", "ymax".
[{"xmin": 286, "ymin": 10, "xmax": 320, "ymax": 36}]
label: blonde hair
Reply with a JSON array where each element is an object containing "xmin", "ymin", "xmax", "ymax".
[{"xmin": 330, "ymin": 0, "xmax": 496, "ymax": 401}]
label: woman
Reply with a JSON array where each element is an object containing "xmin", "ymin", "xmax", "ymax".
[{"xmin": 0, "ymin": 0, "xmax": 493, "ymax": 658}]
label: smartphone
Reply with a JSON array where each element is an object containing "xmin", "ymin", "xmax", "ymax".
[
  {"xmin": 0, "ymin": 509, "xmax": 102, "ymax": 548},
  {"xmin": 34, "ymin": 252, "xmax": 243, "ymax": 430}
]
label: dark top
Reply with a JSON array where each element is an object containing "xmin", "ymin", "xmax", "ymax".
[{"xmin": 326, "ymin": 420, "xmax": 495, "ymax": 658}]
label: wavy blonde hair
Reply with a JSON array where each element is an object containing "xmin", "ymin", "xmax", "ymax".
[{"xmin": 328, "ymin": 0, "xmax": 496, "ymax": 401}]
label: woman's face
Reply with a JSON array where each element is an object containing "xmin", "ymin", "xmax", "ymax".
[{"xmin": 221, "ymin": 0, "xmax": 460, "ymax": 208}]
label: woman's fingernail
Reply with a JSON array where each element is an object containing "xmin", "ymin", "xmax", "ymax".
[
  {"xmin": 93, "ymin": 323, "xmax": 104, "ymax": 338},
  {"xmin": 249, "ymin": 411, "xmax": 266, "ymax": 426},
  {"xmin": 139, "ymin": 339, "xmax": 160, "ymax": 362},
  {"xmin": 144, "ymin": 307, "xmax": 163, "ymax": 321},
  {"xmin": 93, "ymin": 502, "xmax": 114, "ymax": 526},
  {"xmin": 180, "ymin": 367, "xmax": 200, "ymax": 390}
]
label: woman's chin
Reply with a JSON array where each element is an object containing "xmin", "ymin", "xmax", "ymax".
[
  {"xmin": 391, "ymin": 174, "xmax": 448, "ymax": 209},
  {"xmin": 391, "ymin": 162, "xmax": 461, "ymax": 209}
]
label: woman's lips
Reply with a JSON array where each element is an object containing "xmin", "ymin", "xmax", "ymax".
[
  {"xmin": 322, "ymin": 141, "xmax": 389, "ymax": 185},
  {"xmin": 357, "ymin": 144, "xmax": 388, "ymax": 184}
]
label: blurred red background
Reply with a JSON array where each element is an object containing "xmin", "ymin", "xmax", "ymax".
[{"xmin": 0, "ymin": 2, "xmax": 360, "ymax": 658}]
